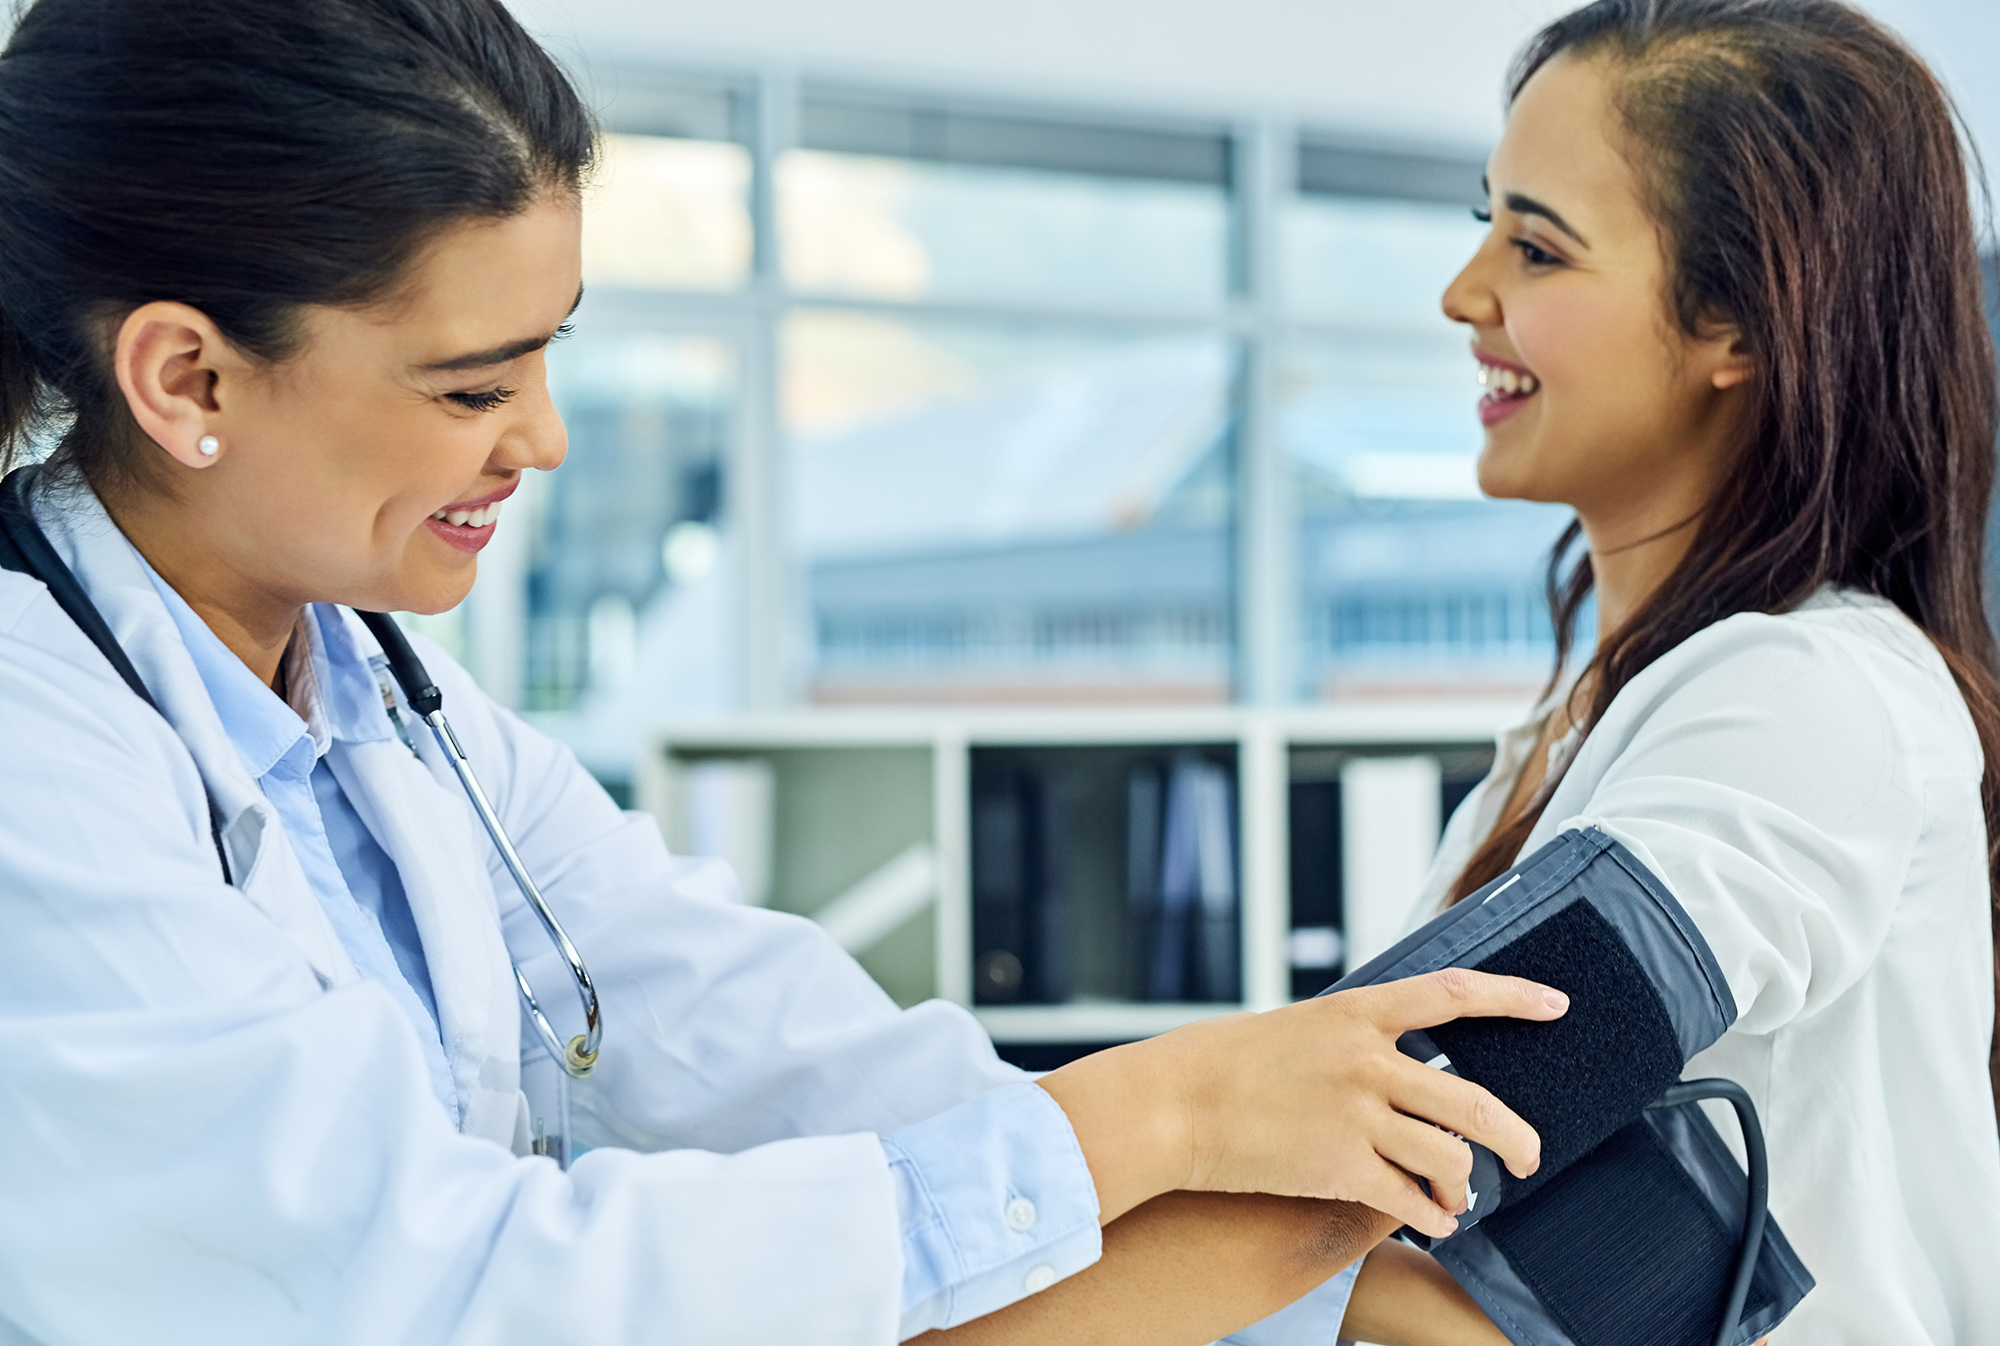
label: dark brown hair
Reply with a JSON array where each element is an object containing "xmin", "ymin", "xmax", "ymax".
[
  {"xmin": 0, "ymin": 0, "xmax": 595, "ymax": 490},
  {"xmin": 1448, "ymin": 0, "xmax": 2000, "ymax": 1108}
]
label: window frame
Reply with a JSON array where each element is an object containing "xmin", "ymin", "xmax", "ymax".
[{"xmin": 516, "ymin": 64, "xmax": 1492, "ymax": 713}]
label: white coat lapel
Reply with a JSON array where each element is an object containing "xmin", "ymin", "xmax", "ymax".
[
  {"xmin": 324, "ymin": 614, "xmax": 522, "ymax": 1146},
  {"xmin": 31, "ymin": 487, "xmax": 356, "ymax": 987}
]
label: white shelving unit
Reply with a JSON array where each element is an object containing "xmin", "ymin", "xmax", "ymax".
[{"xmin": 638, "ymin": 702, "xmax": 1525, "ymax": 1049}]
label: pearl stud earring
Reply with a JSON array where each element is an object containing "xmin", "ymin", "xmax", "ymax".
[{"xmin": 197, "ymin": 435, "xmax": 220, "ymax": 457}]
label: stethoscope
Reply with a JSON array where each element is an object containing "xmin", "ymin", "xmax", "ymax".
[{"xmin": 0, "ymin": 465, "xmax": 602, "ymax": 1084}]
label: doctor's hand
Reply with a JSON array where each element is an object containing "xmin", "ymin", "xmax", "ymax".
[{"xmin": 1036, "ymin": 969, "xmax": 1566, "ymax": 1239}]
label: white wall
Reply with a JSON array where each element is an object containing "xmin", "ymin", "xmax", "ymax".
[{"xmin": 514, "ymin": 0, "xmax": 2000, "ymax": 173}]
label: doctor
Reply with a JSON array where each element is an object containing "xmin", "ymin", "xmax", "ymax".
[{"xmin": 0, "ymin": 1, "xmax": 1568, "ymax": 1342}]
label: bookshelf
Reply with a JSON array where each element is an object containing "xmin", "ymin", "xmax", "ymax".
[{"xmin": 638, "ymin": 704, "xmax": 1522, "ymax": 1060}]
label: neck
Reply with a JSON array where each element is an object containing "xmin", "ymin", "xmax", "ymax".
[
  {"xmin": 100, "ymin": 479, "xmax": 299, "ymax": 689},
  {"xmin": 1580, "ymin": 506, "xmax": 1701, "ymax": 644}
]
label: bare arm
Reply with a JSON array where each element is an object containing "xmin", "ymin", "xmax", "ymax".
[
  {"xmin": 1339, "ymin": 1243, "xmax": 1771, "ymax": 1346},
  {"xmin": 1339, "ymin": 1242, "xmax": 1509, "ymax": 1346},
  {"xmin": 920, "ymin": 1194, "xmax": 1400, "ymax": 1346}
]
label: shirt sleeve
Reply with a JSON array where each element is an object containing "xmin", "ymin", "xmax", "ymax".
[
  {"xmin": 883, "ymin": 1081, "xmax": 1102, "ymax": 1339},
  {"xmin": 1552, "ymin": 613, "xmax": 1945, "ymax": 1034}
]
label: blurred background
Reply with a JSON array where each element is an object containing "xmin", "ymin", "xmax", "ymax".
[
  {"xmin": 426, "ymin": 0, "xmax": 2000, "ymax": 1047},
  {"xmin": 446, "ymin": 0, "xmax": 2000, "ymax": 782}
]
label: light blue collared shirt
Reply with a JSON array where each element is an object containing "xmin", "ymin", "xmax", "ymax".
[
  {"xmin": 138, "ymin": 570, "xmax": 460, "ymax": 1121},
  {"xmin": 138, "ymin": 578, "xmax": 1354, "ymax": 1343}
]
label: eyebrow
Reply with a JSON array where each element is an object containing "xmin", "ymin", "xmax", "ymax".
[
  {"xmin": 419, "ymin": 283, "xmax": 585, "ymax": 373},
  {"xmin": 1489, "ymin": 179, "xmax": 1589, "ymax": 247}
]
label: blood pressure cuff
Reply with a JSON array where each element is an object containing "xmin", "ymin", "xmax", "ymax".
[{"xmin": 1320, "ymin": 826, "xmax": 1814, "ymax": 1346}]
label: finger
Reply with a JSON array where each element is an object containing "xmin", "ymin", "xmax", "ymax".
[
  {"xmin": 1390, "ymin": 1058, "xmax": 1541, "ymax": 1178},
  {"xmin": 1354, "ymin": 968, "xmax": 1569, "ymax": 1033},
  {"xmin": 1356, "ymin": 1160, "xmax": 1460, "ymax": 1242},
  {"xmin": 1374, "ymin": 1114, "xmax": 1474, "ymax": 1214}
]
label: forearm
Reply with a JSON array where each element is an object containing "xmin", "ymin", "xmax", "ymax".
[
  {"xmin": 918, "ymin": 1192, "xmax": 1399, "ymax": 1346},
  {"xmin": 1338, "ymin": 1242, "xmax": 1508, "ymax": 1346}
]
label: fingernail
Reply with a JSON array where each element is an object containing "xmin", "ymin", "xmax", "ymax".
[{"xmin": 1543, "ymin": 988, "xmax": 1570, "ymax": 1012}]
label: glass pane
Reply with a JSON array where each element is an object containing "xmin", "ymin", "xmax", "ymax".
[
  {"xmin": 582, "ymin": 133, "xmax": 753, "ymax": 292},
  {"xmin": 1281, "ymin": 191, "xmax": 1573, "ymax": 698},
  {"xmin": 530, "ymin": 328, "xmax": 737, "ymax": 715},
  {"xmin": 777, "ymin": 150, "xmax": 1231, "ymax": 309},
  {"xmin": 1282, "ymin": 195, "xmax": 1486, "ymax": 326},
  {"xmin": 785, "ymin": 310, "xmax": 1236, "ymax": 702}
]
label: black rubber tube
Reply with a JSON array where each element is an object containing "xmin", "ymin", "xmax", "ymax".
[
  {"xmin": 354, "ymin": 609, "xmax": 443, "ymax": 717},
  {"xmin": 1646, "ymin": 1078, "xmax": 1768, "ymax": 1346}
]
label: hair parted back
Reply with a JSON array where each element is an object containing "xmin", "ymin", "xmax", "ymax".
[
  {"xmin": 0, "ymin": 0, "xmax": 596, "ymax": 487},
  {"xmin": 1447, "ymin": 0, "xmax": 2000, "ymax": 1110}
]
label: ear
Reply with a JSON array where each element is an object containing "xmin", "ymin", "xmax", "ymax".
[
  {"xmin": 111, "ymin": 302, "xmax": 248, "ymax": 470},
  {"xmin": 1700, "ymin": 323, "xmax": 1753, "ymax": 392}
]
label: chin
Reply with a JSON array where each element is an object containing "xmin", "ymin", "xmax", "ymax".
[
  {"xmin": 1475, "ymin": 447, "xmax": 1534, "ymax": 502},
  {"xmin": 1476, "ymin": 441, "xmax": 1573, "ymax": 506},
  {"xmin": 406, "ymin": 573, "xmax": 476, "ymax": 616}
]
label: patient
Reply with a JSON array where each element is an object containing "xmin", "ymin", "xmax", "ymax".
[
  {"xmin": 928, "ymin": 1, "xmax": 2000, "ymax": 1343},
  {"xmin": 1339, "ymin": 0, "xmax": 2000, "ymax": 1341}
]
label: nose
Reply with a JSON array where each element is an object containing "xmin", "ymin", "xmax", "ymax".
[
  {"xmin": 1442, "ymin": 236, "xmax": 1501, "ymax": 330},
  {"xmin": 491, "ymin": 365, "xmax": 567, "ymax": 475}
]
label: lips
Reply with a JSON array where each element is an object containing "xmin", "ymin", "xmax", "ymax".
[
  {"xmin": 423, "ymin": 477, "xmax": 518, "ymax": 555},
  {"xmin": 1474, "ymin": 349, "xmax": 1540, "ymax": 428}
]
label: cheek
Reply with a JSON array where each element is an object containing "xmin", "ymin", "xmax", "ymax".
[{"xmin": 1490, "ymin": 284, "xmax": 1681, "ymax": 493}]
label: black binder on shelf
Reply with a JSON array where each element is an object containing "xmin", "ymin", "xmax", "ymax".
[{"xmin": 971, "ymin": 766, "xmax": 1071, "ymax": 1004}]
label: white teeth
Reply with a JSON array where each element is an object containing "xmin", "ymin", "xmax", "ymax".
[
  {"xmin": 433, "ymin": 498, "xmax": 505, "ymax": 527},
  {"xmin": 1477, "ymin": 360, "xmax": 1540, "ymax": 396}
]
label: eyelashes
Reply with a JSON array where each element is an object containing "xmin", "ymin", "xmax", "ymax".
[
  {"xmin": 1474, "ymin": 207, "xmax": 1563, "ymax": 267},
  {"xmin": 447, "ymin": 385, "xmax": 518, "ymax": 413},
  {"xmin": 443, "ymin": 323, "xmax": 573, "ymax": 412}
]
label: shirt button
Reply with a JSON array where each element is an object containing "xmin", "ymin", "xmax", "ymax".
[
  {"xmin": 1005, "ymin": 1197, "xmax": 1038, "ymax": 1232},
  {"xmin": 1023, "ymin": 1264, "xmax": 1057, "ymax": 1294}
]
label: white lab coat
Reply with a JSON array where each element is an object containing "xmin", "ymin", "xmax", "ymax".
[{"xmin": 0, "ymin": 496, "xmax": 1031, "ymax": 1343}]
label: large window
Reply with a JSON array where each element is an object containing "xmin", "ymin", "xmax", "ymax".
[
  {"xmin": 474, "ymin": 75, "xmax": 1575, "ymax": 766},
  {"xmin": 787, "ymin": 313, "xmax": 1235, "ymax": 702},
  {"xmin": 1281, "ymin": 144, "xmax": 1570, "ymax": 699}
]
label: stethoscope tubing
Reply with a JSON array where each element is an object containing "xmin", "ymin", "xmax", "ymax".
[
  {"xmin": 353, "ymin": 607, "xmax": 603, "ymax": 1079},
  {"xmin": 417, "ymin": 700, "xmax": 602, "ymax": 1076}
]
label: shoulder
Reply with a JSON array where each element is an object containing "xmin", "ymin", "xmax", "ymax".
[
  {"xmin": 0, "ymin": 566, "xmax": 188, "ymax": 756},
  {"xmin": 1595, "ymin": 590, "xmax": 1977, "ymax": 781},
  {"xmin": 0, "ymin": 572, "xmax": 213, "ymax": 854}
]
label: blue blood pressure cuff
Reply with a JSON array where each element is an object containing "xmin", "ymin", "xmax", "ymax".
[{"xmin": 1321, "ymin": 827, "xmax": 1814, "ymax": 1346}]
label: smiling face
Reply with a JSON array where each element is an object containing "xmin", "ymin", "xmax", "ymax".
[
  {"xmin": 105, "ymin": 192, "xmax": 582, "ymax": 667},
  {"xmin": 1442, "ymin": 53, "xmax": 1749, "ymax": 550}
]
